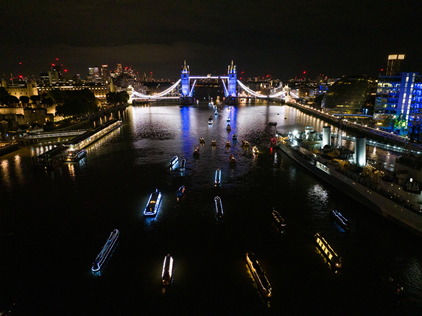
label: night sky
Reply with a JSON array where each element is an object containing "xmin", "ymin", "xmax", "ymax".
[{"xmin": 1, "ymin": 0, "xmax": 421, "ymax": 80}]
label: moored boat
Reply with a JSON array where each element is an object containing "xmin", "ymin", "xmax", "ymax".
[
  {"xmin": 229, "ymin": 154, "xmax": 236, "ymax": 163},
  {"xmin": 211, "ymin": 140, "xmax": 217, "ymax": 146},
  {"xmin": 232, "ymin": 134, "xmax": 238, "ymax": 141},
  {"xmin": 215, "ymin": 168, "xmax": 221, "ymax": 187},
  {"xmin": 193, "ymin": 147, "xmax": 200, "ymax": 156},
  {"xmin": 214, "ymin": 196, "xmax": 224, "ymax": 219},
  {"xmin": 272, "ymin": 208, "xmax": 286, "ymax": 230},
  {"xmin": 65, "ymin": 149, "xmax": 87, "ymax": 162},
  {"xmin": 331, "ymin": 210, "xmax": 350, "ymax": 230},
  {"xmin": 143, "ymin": 189, "xmax": 162, "ymax": 217},
  {"xmin": 314, "ymin": 232, "xmax": 342, "ymax": 269},
  {"xmin": 92, "ymin": 229, "xmax": 119, "ymax": 272},
  {"xmin": 246, "ymin": 252, "xmax": 272, "ymax": 298},
  {"xmin": 226, "ymin": 140, "xmax": 231, "ymax": 147},
  {"xmin": 170, "ymin": 156, "xmax": 179, "ymax": 170},
  {"xmin": 199, "ymin": 137, "xmax": 205, "ymax": 143},
  {"xmin": 252, "ymin": 146, "xmax": 259, "ymax": 154},
  {"xmin": 242, "ymin": 140, "xmax": 250, "ymax": 147},
  {"xmin": 226, "ymin": 124, "xmax": 231, "ymax": 131},
  {"xmin": 162, "ymin": 254, "xmax": 174, "ymax": 286}
]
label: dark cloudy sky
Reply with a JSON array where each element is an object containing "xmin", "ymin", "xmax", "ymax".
[{"xmin": 1, "ymin": 0, "xmax": 421, "ymax": 80}]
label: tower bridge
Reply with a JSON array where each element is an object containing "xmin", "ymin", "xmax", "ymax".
[{"xmin": 131, "ymin": 60, "xmax": 293, "ymax": 105}]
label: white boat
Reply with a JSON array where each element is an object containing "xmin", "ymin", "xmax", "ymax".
[
  {"xmin": 215, "ymin": 169, "xmax": 221, "ymax": 187},
  {"xmin": 162, "ymin": 254, "xmax": 174, "ymax": 286},
  {"xmin": 170, "ymin": 156, "xmax": 179, "ymax": 170},
  {"xmin": 143, "ymin": 189, "xmax": 162, "ymax": 216},
  {"xmin": 92, "ymin": 229, "xmax": 119, "ymax": 272},
  {"xmin": 179, "ymin": 158, "xmax": 186, "ymax": 171},
  {"xmin": 214, "ymin": 196, "xmax": 224, "ymax": 219}
]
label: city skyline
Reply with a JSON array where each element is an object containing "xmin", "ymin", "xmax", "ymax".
[{"xmin": 1, "ymin": 0, "xmax": 421, "ymax": 79}]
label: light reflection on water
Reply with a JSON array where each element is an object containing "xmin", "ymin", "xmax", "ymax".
[{"xmin": 0, "ymin": 103, "xmax": 421, "ymax": 314}]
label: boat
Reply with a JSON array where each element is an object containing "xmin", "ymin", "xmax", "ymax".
[
  {"xmin": 199, "ymin": 137, "xmax": 205, "ymax": 144},
  {"xmin": 246, "ymin": 252, "xmax": 272, "ymax": 298},
  {"xmin": 272, "ymin": 208, "xmax": 286, "ymax": 230},
  {"xmin": 65, "ymin": 149, "xmax": 87, "ymax": 162},
  {"xmin": 177, "ymin": 185, "xmax": 185, "ymax": 199},
  {"xmin": 226, "ymin": 140, "xmax": 231, "ymax": 147},
  {"xmin": 162, "ymin": 254, "xmax": 174, "ymax": 286},
  {"xmin": 211, "ymin": 140, "xmax": 217, "ymax": 146},
  {"xmin": 208, "ymin": 116, "xmax": 213, "ymax": 125},
  {"xmin": 314, "ymin": 232, "xmax": 342, "ymax": 269},
  {"xmin": 214, "ymin": 109, "xmax": 218, "ymax": 115},
  {"xmin": 227, "ymin": 117, "xmax": 231, "ymax": 122},
  {"xmin": 276, "ymin": 129, "xmax": 422, "ymax": 237},
  {"xmin": 331, "ymin": 209, "xmax": 350, "ymax": 231},
  {"xmin": 273, "ymin": 151, "xmax": 278, "ymax": 165},
  {"xmin": 179, "ymin": 158, "xmax": 186, "ymax": 171},
  {"xmin": 214, "ymin": 196, "xmax": 224, "ymax": 219},
  {"xmin": 143, "ymin": 189, "xmax": 162, "ymax": 216},
  {"xmin": 232, "ymin": 134, "xmax": 238, "ymax": 141},
  {"xmin": 226, "ymin": 124, "xmax": 231, "ymax": 131},
  {"xmin": 252, "ymin": 146, "xmax": 259, "ymax": 154},
  {"xmin": 242, "ymin": 140, "xmax": 250, "ymax": 147},
  {"xmin": 92, "ymin": 229, "xmax": 119, "ymax": 272},
  {"xmin": 193, "ymin": 147, "xmax": 200, "ymax": 156},
  {"xmin": 169, "ymin": 156, "xmax": 179, "ymax": 170},
  {"xmin": 215, "ymin": 168, "xmax": 221, "ymax": 187},
  {"xmin": 229, "ymin": 154, "xmax": 236, "ymax": 163}
]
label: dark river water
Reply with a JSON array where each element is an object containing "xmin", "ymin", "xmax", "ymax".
[{"xmin": 0, "ymin": 95, "xmax": 421, "ymax": 315}]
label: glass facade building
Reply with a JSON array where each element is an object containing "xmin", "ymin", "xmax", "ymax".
[{"xmin": 321, "ymin": 75, "xmax": 369, "ymax": 114}]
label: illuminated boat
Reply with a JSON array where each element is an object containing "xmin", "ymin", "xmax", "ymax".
[
  {"xmin": 252, "ymin": 146, "xmax": 259, "ymax": 154},
  {"xmin": 208, "ymin": 116, "xmax": 213, "ymax": 125},
  {"xmin": 143, "ymin": 189, "xmax": 162, "ymax": 216},
  {"xmin": 242, "ymin": 140, "xmax": 250, "ymax": 147},
  {"xmin": 232, "ymin": 134, "xmax": 238, "ymax": 141},
  {"xmin": 65, "ymin": 149, "xmax": 87, "ymax": 162},
  {"xmin": 273, "ymin": 151, "xmax": 278, "ymax": 164},
  {"xmin": 214, "ymin": 196, "xmax": 224, "ymax": 219},
  {"xmin": 246, "ymin": 252, "xmax": 272, "ymax": 298},
  {"xmin": 193, "ymin": 147, "xmax": 200, "ymax": 156},
  {"xmin": 226, "ymin": 124, "xmax": 231, "ymax": 131},
  {"xmin": 214, "ymin": 109, "xmax": 218, "ymax": 115},
  {"xmin": 229, "ymin": 154, "xmax": 236, "ymax": 163},
  {"xmin": 211, "ymin": 140, "xmax": 217, "ymax": 146},
  {"xmin": 215, "ymin": 168, "xmax": 221, "ymax": 187},
  {"xmin": 272, "ymin": 208, "xmax": 286, "ymax": 230},
  {"xmin": 226, "ymin": 140, "xmax": 231, "ymax": 147},
  {"xmin": 179, "ymin": 158, "xmax": 186, "ymax": 171},
  {"xmin": 92, "ymin": 229, "xmax": 119, "ymax": 272},
  {"xmin": 177, "ymin": 185, "xmax": 185, "ymax": 199},
  {"xmin": 331, "ymin": 210, "xmax": 350, "ymax": 231},
  {"xmin": 227, "ymin": 117, "xmax": 231, "ymax": 122},
  {"xmin": 162, "ymin": 254, "xmax": 174, "ymax": 286},
  {"xmin": 199, "ymin": 137, "xmax": 205, "ymax": 144},
  {"xmin": 314, "ymin": 232, "xmax": 342, "ymax": 269},
  {"xmin": 170, "ymin": 156, "xmax": 179, "ymax": 170}
]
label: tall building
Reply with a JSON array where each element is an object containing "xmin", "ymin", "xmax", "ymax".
[
  {"xmin": 386, "ymin": 54, "xmax": 405, "ymax": 76},
  {"xmin": 374, "ymin": 72, "xmax": 419, "ymax": 133}
]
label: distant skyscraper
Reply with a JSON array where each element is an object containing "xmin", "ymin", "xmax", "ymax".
[
  {"xmin": 101, "ymin": 65, "xmax": 109, "ymax": 79},
  {"xmin": 116, "ymin": 63, "xmax": 122, "ymax": 75},
  {"xmin": 386, "ymin": 54, "xmax": 405, "ymax": 76}
]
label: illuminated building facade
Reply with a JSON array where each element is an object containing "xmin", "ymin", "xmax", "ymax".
[{"xmin": 386, "ymin": 54, "xmax": 405, "ymax": 76}]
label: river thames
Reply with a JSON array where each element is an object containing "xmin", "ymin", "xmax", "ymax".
[{"xmin": 0, "ymin": 97, "xmax": 421, "ymax": 315}]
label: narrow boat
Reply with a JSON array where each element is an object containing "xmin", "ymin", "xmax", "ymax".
[
  {"xmin": 169, "ymin": 156, "xmax": 179, "ymax": 170},
  {"xmin": 314, "ymin": 232, "xmax": 342, "ymax": 269},
  {"xmin": 272, "ymin": 208, "xmax": 286, "ymax": 230},
  {"xmin": 252, "ymin": 146, "xmax": 259, "ymax": 154},
  {"xmin": 214, "ymin": 109, "xmax": 218, "ymax": 115},
  {"xmin": 227, "ymin": 117, "xmax": 231, "ymax": 122},
  {"xmin": 215, "ymin": 168, "xmax": 221, "ymax": 187},
  {"xmin": 226, "ymin": 124, "xmax": 231, "ymax": 131},
  {"xmin": 229, "ymin": 154, "xmax": 236, "ymax": 163},
  {"xmin": 199, "ymin": 137, "xmax": 205, "ymax": 144},
  {"xmin": 177, "ymin": 185, "xmax": 185, "ymax": 199},
  {"xmin": 65, "ymin": 149, "xmax": 87, "ymax": 162},
  {"xmin": 179, "ymin": 158, "xmax": 186, "ymax": 171},
  {"xmin": 242, "ymin": 140, "xmax": 250, "ymax": 147},
  {"xmin": 208, "ymin": 116, "xmax": 213, "ymax": 125},
  {"xmin": 226, "ymin": 140, "xmax": 231, "ymax": 147},
  {"xmin": 331, "ymin": 210, "xmax": 350, "ymax": 230},
  {"xmin": 92, "ymin": 229, "xmax": 119, "ymax": 272},
  {"xmin": 162, "ymin": 254, "xmax": 174, "ymax": 286},
  {"xmin": 232, "ymin": 134, "xmax": 238, "ymax": 141},
  {"xmin": 214, "ymin": 196, "xmax": 224, "ymax": 219},
  {"xmin": 246, "ymin": 252, "xmax": 272, "ymax": 298},
  {"xmin": 193, "ymin": 147, "xmax": 200, "ymax": 156},
  {"xmin": 273, "ymin": 151, "xmax": 278, "ymax": 165},
  {"xmin": 211, "ymin": 140, "xmax": 217, "ymax": 146},
  {"xmin": 143, "ymin": 189, "xmax": 162, "ymax": 217}
]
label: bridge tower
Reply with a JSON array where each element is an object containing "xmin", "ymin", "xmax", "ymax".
[
  {"xmin": 180, "ymin": 60, "xmax": 193, "ymax": 105},
  {"xmin": 226, "ymin": 60, "xmax": 238, "ymax": 105}
]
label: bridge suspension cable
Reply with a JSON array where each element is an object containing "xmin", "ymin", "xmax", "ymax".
[
  {"xmin": 132, "ymin": 79, "xmax": 181, "ymax": 99},
  {"xmin": 237, "ymin": 80, "xmax": 285, "ymax": 99}
]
